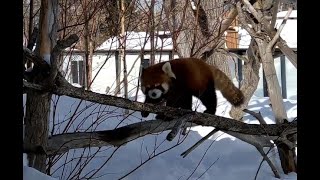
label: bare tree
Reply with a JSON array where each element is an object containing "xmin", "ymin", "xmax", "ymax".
[
  {"xmin": 23, "ymin": 0, "xmax": 297, "ymax": 178},
  {"xmin": 234, "ymin": 0, "xmax": 297, "ymax": 174}
]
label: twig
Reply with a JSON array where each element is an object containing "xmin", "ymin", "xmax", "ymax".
[
  {"xmin": 243, "ymin": 109, "xmax": 267, "ymax": 125},
  {"xmin": 242, "ymin": 109, "xmax": 281, "ymax": 178},
  {"xmin": 217, "ymin": 48, "xmax": 249, "ymax": 63},
  {"xmin": 181, "ymin": 128, "xmax": 219, "ymax": 158},
  {"xmin": 255, "ymin": 146, "xmax": 281, "ymax": 179}
]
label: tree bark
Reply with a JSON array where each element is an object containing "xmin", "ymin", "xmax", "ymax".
[
  {"xmin": 83, "ymin": 0, "xmax": 90, "ymax": 89},
  {"xmin": 25, "ymin": 90, "xmax": 51, "ymax": 172},
  {"xmin": 120, "ymin": 0, "xmax": 128, "ymax": 108},
  {"xmin": 24, "ymin": 0, "xmax": 59, "ymax": 173},
  {"xmin": 237, "ymin": 0, "xmax": 296, "ymax": 174},
  {"xmin": 45, "ymin": 116, "xmax": 293, "ymax": 156},
  {"xmin": 24, "ymin": 79, "xmax": 297, "ymax": 138},
  {"xmin": 87, "ymin": 40, "xmax": 93, "ymax": 88},
  {"xmin": 206, "ymin": 51, "xmax": 232, "ymax": 79},
  {"xmin": 230, "ymin": 40, "xmax": 261, "ymax": 120},
  {"xmin": 256, "ymin": 39, "xmax": 288, "ymax": 123}
]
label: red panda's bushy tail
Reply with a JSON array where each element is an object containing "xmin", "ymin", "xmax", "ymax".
[{"xmin": 210, "ymin": 66, "xmax": 244, "ymax": 106}]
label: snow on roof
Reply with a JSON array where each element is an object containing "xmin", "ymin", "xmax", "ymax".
[
  {"xmin": 96, "ymin": 31, "xmax": 173, "ymax": 51},
  {"xmin": 277, "ymin": 10, "xmax": 297, "ymax": 18}
]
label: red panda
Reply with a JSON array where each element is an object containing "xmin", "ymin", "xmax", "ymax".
[{"xmin": 139, "ymin": 58, "xmax": 244, "ymax": 120}]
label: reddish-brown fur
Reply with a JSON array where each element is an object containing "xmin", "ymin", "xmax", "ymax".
[{"xmin": 140, "ymin": 58, "xmax": 244, "ymax": 118}]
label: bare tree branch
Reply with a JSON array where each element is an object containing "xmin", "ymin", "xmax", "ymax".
[
  {"xmin": 24, "ymin": 79, "xmax": 296, "ymax": 137},
  {"xmin": 276, "ymin": 39, "xmax": 297, "ymax": 68},
  {"xmin": 181, "ymin": 128, "xmax": 219, "ymax": 158},
  {"xmin": 48, "ymin": 34, "xmax": 79, "ymax": 84},
  {"xmin": 44, "ymin": 113, "xmax": 295, "ymax": 156},
  {"xmin": 236, "ymin": 3, "xmax": 258, "ymax": 37},
  {"xmin": 23, "ymin": 69, "xmax": 297, "ymax": 156},
  {"xmin": 240, "ymin": 0, "xmax": 297, "ymax": 68},
  {"xmin": 23, "ymin": 144, "xmax": 47, "ymax": 155},
  {"xmin": 267, "ymin": 8, "xmax": 292, "ymax": 50},
  {"xmin": 46, "ymin": 119, "xmax": 192, "ymax": 155},
  {"xmin": 242, "ymin": 0, "xmax": 263, "ymax": 22},
  {"xmin": 269, "ymin": 0, "xmax": 280, "ymax": 29},
  {"xmin": 23, "ymin": 47, "xmax": 296, "ymax": 157},
  {"xmin": 23, "ymin": 47, "xmax": 50, "ymax": 69},
  {"xmin": 243, "ymin": 109, "xmax": 267, "ymax": 125},
  {"xmin": 255, "ymin": 146, "xmax": 281, "ymax": 178},
  {"xmin": 200, "ymin": 6, "xmax": 239, "ymax": 59},
  {"xmin": 218, "ymin": 49, "xmax": 249, "ymax": 63}
]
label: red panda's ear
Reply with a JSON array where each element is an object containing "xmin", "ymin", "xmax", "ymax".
[{"xmin": 162, "ymin": 62, "xmax": 176, "ymax": 79}]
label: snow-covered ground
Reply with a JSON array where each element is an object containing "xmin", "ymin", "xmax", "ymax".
[{"xmin": 23, "ymin": 90, "xmax": 297, "ymax": 180}]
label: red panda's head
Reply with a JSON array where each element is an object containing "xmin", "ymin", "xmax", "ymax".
[{"xmin": 140, "ymin": 62, "xmax": 176, "ymax": 103}]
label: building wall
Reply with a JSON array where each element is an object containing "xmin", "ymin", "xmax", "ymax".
[{"xmin": 89, "ymin": 52, "xmax": 179, "ymax": 97}]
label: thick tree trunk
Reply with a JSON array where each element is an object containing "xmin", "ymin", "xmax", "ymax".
[
  {"xmin": 230, "ymin": 40, "xmax": 261, "ymax": 120},
  {"xmin": 24, "ymin": 91, "xmax": 51, "ymax": 172},
  {"xmin": 256, "ymin": 39, "xmax": 296, "ymax": 174},
  {"xmin": 24, "ymin": 0, "xmax": 59, "ymax": 173},
  {"xmin": 256, "ymin": 39, "xmax": 288, "ymax": 123},
  {"xmin": 206, "ymin": 50, "xmax": 232, "ymax": 79}
]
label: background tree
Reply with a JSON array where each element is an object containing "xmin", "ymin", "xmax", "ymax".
[{"xmin": 23, "ymin": 0, "xmax": 297, "ymax": 178}]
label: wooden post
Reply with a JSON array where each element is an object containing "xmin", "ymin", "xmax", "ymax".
[
  {"xmin": 115, "ymin": 50, "xmax": 121, "ymax": 95},
  {"xmin": 280, "ymin": 55, "xmax": 287, "ymax": 99},
  {"xmin": 263, "ymin": 70, "xmax": 268, "ymax": 97},
  {"xmin": 237, "ymin": 57, "xmax": 243, "ymax": 88}
]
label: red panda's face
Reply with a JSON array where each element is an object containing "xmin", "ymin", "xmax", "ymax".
[
  {"xmin": 142, "ymin": 83, "xmax": 169, "ymax": 101},
  {"xmin": 140, "ymin": 62, "xmax": 176, "ymax": 102}
]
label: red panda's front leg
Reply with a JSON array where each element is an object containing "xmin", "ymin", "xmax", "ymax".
[
  {"xmin": 156, "ymin": 93, "xmax": 193, "ymax": 121},
  {"xmin": 199, "ymin": 82, "xmax": 217, "ymax": 115},
  {"xmin": 141, "ymin": 95, "xmax": 166, "ymax": 118}
]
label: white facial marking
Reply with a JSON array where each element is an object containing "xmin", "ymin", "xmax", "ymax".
[
  {"xmin": 161, "ymin": 83, "xmax": 169, "ymax": 94},
  {"xmin": 148, "ymin": 89, "xmax": 162, "ymax": 99}
]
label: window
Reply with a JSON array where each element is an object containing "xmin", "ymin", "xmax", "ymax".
[
  {"xmin": 141, "ymin": 58, "xmax": 150, "ymax": 68},
  {"xmin": 71, "ymin": 56, "xmax": 84, "ymax": 86}
]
